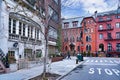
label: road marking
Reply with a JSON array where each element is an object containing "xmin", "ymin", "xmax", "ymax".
[
  {"xmin": 86, "ymin": 60, "xmax": 90, "ymax": 62},
  {"xmin": 85, "ymin": 59, "xmax": 120, "ymax": 64},
  {"xmin": 97, "ymin": 68, "xmax": 102, "ymax": 75},
  {"xmin": 104, "ymin": 60, "xmax": 108, "ymax": 62},
  {"xmin": 88, "ymin": 68, "xmax": 120, "ymax": 76},
  {"xmin": 100, "ymin": 60, "xmax": 103, "ymax": 62},
  {"xmin": 114, "ymin": 60, "xmax": 120, "ymax": 64},
  {"xmin": 95, "ymin": 60, "xmax": 98, "ymax": 62},
  {"xmin": 109, "ymin": 60, "xmax": 114, "ymax": 63},
  {"xmin": 112, "ymin": 69, "xmax": 120, "ymax": 76},
  {"xmin": 105, "ymin": 69, "xmax": 113, "ymax": 75},
  {"xmin": 91, "ymin": 60, "xmax": 94, "ymax": 62},
  {"xmin": 84, "ymin": 63, "xmax": 117, "ymax": 66}
]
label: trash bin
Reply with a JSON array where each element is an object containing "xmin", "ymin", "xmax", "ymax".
[{"xmin": 77, "ymin": 54, "xmax": 84, "ymax": 61}]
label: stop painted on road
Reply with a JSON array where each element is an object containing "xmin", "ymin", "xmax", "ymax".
[{"xmin": 89, "ymin": 68, "xmax": 120, "ymax": 76}]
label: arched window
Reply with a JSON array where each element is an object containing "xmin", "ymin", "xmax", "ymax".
[
  {"xmin": 65, "ymin": 46, "xmax": 68, "ymax": 51},
  {"xmin": 107, "ymin": 43, "xmax": 112, "ymax": 52},
  {"xmin": 86, "ymin": 35, "xmax": 91, "ymax": 42},
  {"xmin": 99, "ymin": 44, "xmax": 104, "ymax": 51},
  {"xmin": 86, "ymin": 45, "xmax": 91, "ymax": 51}
]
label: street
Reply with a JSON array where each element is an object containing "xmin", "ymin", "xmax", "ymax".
[{"xmin": 59, "ymin": 57, "xmax": 120, "ymax": 80}]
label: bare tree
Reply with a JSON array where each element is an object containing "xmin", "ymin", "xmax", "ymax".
[{"xmin": 3, "ymin": 0, "xmax": 51, "ymax": 78}]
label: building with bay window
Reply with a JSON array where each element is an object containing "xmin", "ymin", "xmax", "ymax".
[{"xmin": 0, "ymin": 0, "xmax": 46, "ymax": 63}]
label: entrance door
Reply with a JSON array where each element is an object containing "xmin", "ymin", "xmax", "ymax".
[
  {"xmin": 99, "ymin": 44, "xmax": 104, "ymax": 52},
  {"xmin": 69, "ymin": 43, "xmax": 75, "ymax": 51},
  {"xmin": 8, "ymin": 51, "xmax": 15, "ymax": 63},
  {"xmin": 24, "ymin": 49, "xmax": 32, "ymax": 61}
]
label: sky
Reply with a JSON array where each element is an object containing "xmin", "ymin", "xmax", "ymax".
[{"xmin": 61, "ymin": 0, "xmax": 119, "ymax": 19}]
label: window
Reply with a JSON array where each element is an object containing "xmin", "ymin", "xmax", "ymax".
[
  {"xmin": 88, "ymin": 28, "xmax": 90, "ymax": 33},
  {"xmin": 115, "ymin": 15, "xmax": 120, "ymax": 19},
  {"xmin": 91, "ymin": 28, "xmax": 93, "ymax": 33},
  {"xmin": 8, "ymin": 51, "xmax": 15, "ymax": 60},
  {"xmin": 52, "ymin": 11, "xmax": 59, "ymax": 22},
  {"xmin": 99, "ymin": 25, "xmax": 103, "ymax": 30},
  {"xmin": 28, "ymin": 26, "xmax": 30, "ymax": 37},
  {"xmin": 87, "ymin": 20, "xmax": 90, "ymax": 23},
  {"xmin": 107, "ymin": 16, "xmax": 111, "ymax": 20},
  {"xmin": 37, "ymin": 29, "xmax": 39, "ymax": 39},
  {"xmin": 116, "ymin": 32, "xmax": 120, "ymax": 39},
  {"xmin": 98, "ymin": 17, "xmax": 103, "ymax": 21},
  {"xmin": 19, "ymin": 22, "xmax": 22, "ymax": 35},
  {"xmin": 23, "ymin": 24, "xmax": 25, "ymax": 36},
  {"xmin": 107, "ymin": 24, "xmax": 111, "ymax": 29},
  {"xmin": 86, "ymin": 45, "xmax": 91, "ymax": 51},
  {"xmin": 35, "ymin": 28, "xmax": 36, "ymax": 38},
  {"xmin": 70, "ymin": 36, "xmax": 74, "ymax": 42},
  {"xmin": 107, "ymin": 43, "xmax": 112, "ymax": 52},
  {"xmin": 99, "ymin": 34, "xmax": 103, "ymax": 39},
  {"xmin": 64, "ymin": 37, "xmax": 68, "ymax": 42},
  {"xmin": 48, "ymin": 6, "xmax": 54, "ymax": 17},
  {"xmin": 13, "ymin": 19, "xmax": 16, "ymax": 34},
  {"xmin": 31, "ymin": 27, "xmax": 33, "ymax": 38},
  {"xmin": 116, "ymin": 22, "xmax": 120, "ymax": 28},
  {"xmin": 77, "ymin": 36, "xmax": 81, "ymax": 42},
  {"xmin": 116, "ymin": 43, "xmax": 120, "ymax": 52},
  {"xmin": 64, "ymin": 22, "xmax": 69, "ymax": 28},
  {"xmin": 49, "ymin": 26, "xmax": 57, "ymax": 39},
  {"xmin": 72, "ymin": 21, "xmax": 78, "ymax": 27},
  {"xmin": 9, "ymin": 18, "xmax": 11, "ymax": 33},
  {"xmin": 107, "ymin": 33, "xmax": 112, "ymax": 39},
  {"xmin": 86, "ymin": 35, "xmax": 91, "ymax": 42},
  {"xmin": 48, "ymin": 6, "xmax": 59, "ymax": 22},
  {"xmin": 78, "ymin": 46, "xmax": 80, "ymax": 51}
]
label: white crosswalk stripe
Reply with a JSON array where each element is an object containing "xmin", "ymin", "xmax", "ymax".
[
  {"xmin": 85, "ymin": 59, "xmax": 120, "ymax": 64},
  {"xmin": 95, "ymin": 60, "xmax": 98, "ymax": 62},
  {"xmin": 100, "ymin": 60, "xmax": 103, "ymax": 63},
  {"xmin": 109, "ymin": 60, "xmax": 114, "ymax": 63}
]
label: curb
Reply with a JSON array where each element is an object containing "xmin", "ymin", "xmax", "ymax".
[{"xmin": 57, "ymin": 60, "xmax": 86, "ymax": 80}]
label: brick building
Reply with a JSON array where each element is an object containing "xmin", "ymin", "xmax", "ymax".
[
  {"xmin": 96, "ymin": 9, "xmax": 120, "ymax": 57},
  {"xmin": 81, "ymin": 17, "xmax": 97, "ymax": 54},
  {"xmin": 62, "ymin": 17, "xmax": 83, "ymax": 55},
  {"xmin": 62, "ymin": 8, "xmax": 120, "ymax": 57}
]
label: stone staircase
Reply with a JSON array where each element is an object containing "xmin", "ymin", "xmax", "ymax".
[{"xmin": 0, "ymin": 61, "xmax": 5, "ymax": 73}]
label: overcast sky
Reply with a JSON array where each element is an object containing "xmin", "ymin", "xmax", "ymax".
[{"xmin": 61, "ymin": 0, "xmax": 119, "ymax": 19}]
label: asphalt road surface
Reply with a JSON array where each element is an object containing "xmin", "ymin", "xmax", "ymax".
[{"xmin": 60, "ymin": 57, "xmax": 120, "ymax": 80}]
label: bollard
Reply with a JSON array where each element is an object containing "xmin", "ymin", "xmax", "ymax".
[{"xmin": 76, "ymin": 59, "xmax": 78, "ymax": 64}]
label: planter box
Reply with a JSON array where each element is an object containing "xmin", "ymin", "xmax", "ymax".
[{"xmin": 51, "ymin": 57, "xmax": 64, "ymax": 62}]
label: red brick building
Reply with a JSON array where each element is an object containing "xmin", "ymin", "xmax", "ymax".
[
  {"xmin": 81, "ymin": 17, "xmax": 97, "ymax": 54},
  {"xmin": 62, "ymin": 17, "xmax": 83, "ymax": 55},
  {"xmin": 96, "ymin": 9, "xmax": 120, "ymax": 57},
  {"xmin": 62, "ymin": 9, "xmax": 120, "ymax": 57}
]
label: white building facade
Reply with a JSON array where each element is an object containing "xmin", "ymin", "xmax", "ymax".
[{"xmin": 0, "ymin": 0, "xmax": 45, "ymax": 63}]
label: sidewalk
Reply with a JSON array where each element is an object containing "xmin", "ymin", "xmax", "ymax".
[{"xmin": 0, "ymin": 57, "xmax": 88, "ymax": 80}]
